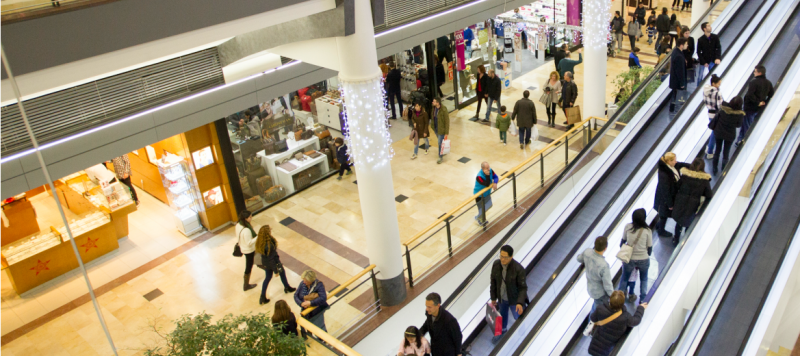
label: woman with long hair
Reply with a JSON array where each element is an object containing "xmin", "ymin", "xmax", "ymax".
[
  {"xmin": 255, "ymin": 225, "xmax": 295, "ymax": 305},
  {"xmin": 618, "ymin": 208, "xmax": 656, "ymax": 301},
  {"xmin": 668, "ymin": 14, "xmax": 681, "ymax": 47},
  {"xmin": 236, "ymin": 210, "xmax": 258, "ymax": 291},
  {"xmin": 542, "ymin": 71, "xmax": 562, "ymax": 127},
  {"xmin": 272, "ymin": 300, "xmax": 299, "ymax": 336},
  {"xmin": 672, "ymin": 158, "xmax": 713, "ymax": 245},
  {"xmin": 396, "ymin": 326, "xmax": 431, "ymax": 356}
]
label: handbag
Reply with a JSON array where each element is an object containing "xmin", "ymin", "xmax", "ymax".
[
  {"xmin": 273, "ymin": 139, "xmax": 288, "ymax": 153},
  {"xmin": 233, "ymin": 244, "xmax": 243, "ymax": 257},
  {"xmin": 264, "ymin": 185, "xmax": 286, "ymax": 203},
  {"xmin": 708, "ymin": 117, "xmax": 718, "ymax": 130},
  {"xmin": 301, "ymin": 129, "xmax": 314, "ymax": 140},
  {"xmin": 485, "ymin": 302, "xmax": 503, "ymax": 337},
  {"xmin": 262, "ymin": 137, "xmax": 276, "ymax": 155},
  {"xmin": 539, "ymin": 90, "xmax": 552, "ymax": 106},
  {"xmin": 566, "ymin": 105, "xmax": 582, "ymax": 124},
  {"xmin": 616, "ymin": 228, "xmax": 644, "ymax": 263},
  {"xmin": 585, "ymin": 309, "xmax": 623, "ymax": 336}
]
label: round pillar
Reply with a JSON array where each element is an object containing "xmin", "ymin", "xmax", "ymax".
[
  {"xmin": 692, "ymin": 0, "xmax": 711, "ymax": 29},
  {"xmin": 581, "ymin": 0, "xmax": 612, "ymax": 119},
  {"xmin": 336, "ymin": 0, "xmax": 406, "ymax": 306}
]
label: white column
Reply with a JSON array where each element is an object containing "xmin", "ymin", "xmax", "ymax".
[
  {"xmin": 336, "ymin": 0, "xmax": 406, "ymax": 305},
  {"xmin": 582, "ymin": 0, "xmax": 612, "ymax": 120},
  {"xmin": 692, "ymin": 0, "xmax": 710, "ymax": 28}
]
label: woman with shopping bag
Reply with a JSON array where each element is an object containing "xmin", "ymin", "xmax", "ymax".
[{"xmin": 541, "ymin": 71, "xmax": 562, "ymax": 127}]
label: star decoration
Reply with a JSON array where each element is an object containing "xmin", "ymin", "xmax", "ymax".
[
  {"xmin": 30, "ymin": 259, "xmax": 50, "ymax": 275},
  {"xmin": 81, "ymin": 237, "xmax": 98, "ymax": 253}
]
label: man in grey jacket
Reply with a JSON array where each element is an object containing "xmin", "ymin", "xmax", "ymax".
[
  {"xmin": 511, "ymin": 90, "xmax": 537, "ymax": 149},
  {"xmin": 576, "ymin": 236, "xmax": 613, "ymax": 321}
]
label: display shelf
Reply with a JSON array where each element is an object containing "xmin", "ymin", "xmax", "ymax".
[
  {"xmin": 157, "ymin": 154, "xmax": 203, "ymax": 236},
  {"xmin": 2, "ymin": 231, "xmax": 61, "ymax": 265},
  {"xmin": 56, "ymin": 211, "xmax": 110, "ymax": 238}
]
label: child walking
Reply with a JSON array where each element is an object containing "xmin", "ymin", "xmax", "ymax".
[
  {"xmin": 496, "ymin": 105, "xmax": 511, "ymax": 145},
  {"xmin": 647, "ymin": 23, "xmax": 656, "ymax": 44},
  {"xmin": 334, "ymin": 137, "xmax": 352, "ymax": 180}
]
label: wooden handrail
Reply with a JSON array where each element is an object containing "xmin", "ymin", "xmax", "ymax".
[
  {"xmin": 301, "ymin": 264, "xmax": 376, "ymax": 316},
  {"xmin": 594, "ymin": 116, "xmax": 628, "ymax": 126},
  {"xmin": 296, "ymin": 315, "xmax": 362, "ymax": 356},
  {"xmin": 403, "ymin": 116, "xmax": 600, "ymax": 247}
]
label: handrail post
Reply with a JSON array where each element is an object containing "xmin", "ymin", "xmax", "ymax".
[
  {"xmin": 480, "ymin": 194, "xmax": 487, "ymax": 230},
  {"xmin": 565, "ymin": 134, "xmax": 569, "ymax": 165},
  {"xmin": 445, "ymin": 217, "xmax": 453, "ymax": 257},
  {"xmin": 512, "ymin": 172, "xmax": 518, "ymax": 209},
  {"xmin": 588, "ymin": 121, "xmax": 593, "ymax": 141},
  {"xmin": 540, "ymin": 153, "xmax": 545, "ymax": 187},
  {"xmin": 405, "ymin": 245, "xmax": 414, "ymax": 288},
  {"xmin": 370, "ymin": 269, "xmax": 381, "ymax": 312}
]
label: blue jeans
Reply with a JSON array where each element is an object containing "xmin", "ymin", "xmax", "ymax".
[
  {"xmin": 414, "ymin": 137, "xmax": 430, "ymax": 155},
  {"xmin": 498, "ymin": 300, "xmax": 521, "ymax": 331},
  {"xmin": 519, "ymin": 126, "xmax": 531, "ymax": 144},
  {"xmin": 486, "ymin": 97, "xmax": 501, "ymax": 121},
  {"xmin": 707, "ymin": 116, "xmax": 716, "ymax": 154},
  {"xmin": 697, "ymin": 62, "xmax": 715, "ymax": 86},
  {"xmin": 737, "ymin": 112, "xmax": 758, "ymax": 143},
  {"xmin": 437, "ymin": 134, "xmax": 445, "ymax": 158},
  {"xmin": 261, "ymin": 267, "xmax": 291, "ymax": 299},
  {"xmin": 619, "ymin": 258, "xmax": 650, "ymax": 298},
  {"xmin": 475, "ymin": 195, "xmax": 493, "ymax": 223}
]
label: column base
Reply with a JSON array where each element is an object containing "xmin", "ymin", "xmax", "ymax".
[{"xmin": 376, "ymin": 272, "xmax": 407, "ymax": 306}]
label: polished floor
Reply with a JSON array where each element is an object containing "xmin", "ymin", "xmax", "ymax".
[{"xmin": 1, "ymin": 8, "xmax": 688, "ymax": 355}]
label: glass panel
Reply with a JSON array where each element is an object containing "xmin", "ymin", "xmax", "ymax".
[
  {"xmin": 191, "ymin": 146, "xmax": 215, "ymax": 170},
  {"xmin": 203, "ymin": 186, "xmax": 224, "ymax": 208}
]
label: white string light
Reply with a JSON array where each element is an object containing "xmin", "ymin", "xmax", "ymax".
[
  {"xmin": 339, "ymin": 76, "xmax": 394, "ymax": 170},
  {"xmin": 581, "ymin": 0, "xmax": 612, "ymax": 49}
]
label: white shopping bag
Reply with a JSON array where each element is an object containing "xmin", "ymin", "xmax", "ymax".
[
  {"xmin": 509, "ymin": 121, "xmax": 519, "ymax": 136},
  {"xmin": 440, "ymin": 138, "xmax": 451, "ymax": 155},
  {"xmin": 531, "ymin": 125, "xmax": 540, "ymax": 142}
]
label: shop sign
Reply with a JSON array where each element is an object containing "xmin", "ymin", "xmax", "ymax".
[
  {"xmin": 261, "ymin": 114, "xmax": 293, "ymax": 132},
  {"xmin": 455, "ymin": 30, "xmax": 466, "ymax": 71}
]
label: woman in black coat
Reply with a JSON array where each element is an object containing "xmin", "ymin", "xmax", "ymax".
[
  {"xmin": 435, "ymin": 54, "xmax": 446, "ymax": 97},
  {"xmin": 654, "ymin": 152, "xmax": 691, "ymax": 237},
  {"xmin": 256, "ymin": 225, "xmax": 296, "ymax": 305},
  {"xmin": 672, "ymin": 158, "xmax": 713, "ymax": 245},
  {"xmin": 589, "ymin": 290, "xmax": 646, "ymax": 356},
  {"xmin": 712, "ymin": 97, "xmax": 745, "ymax": 174},
  {"xmin": 475, "ymin": 65, "xmax": 489, "ymax": 119}
]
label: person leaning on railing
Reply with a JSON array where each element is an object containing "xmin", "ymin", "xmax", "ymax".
[
  {"xmin": 473, "ymin": 162, "xmax": 499, "ymax": 226},
  {"xmin": 294, "ymin": 270, "xmax": 328, "ymax": 333}
]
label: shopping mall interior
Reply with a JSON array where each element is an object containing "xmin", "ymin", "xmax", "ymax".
[{"xmin": 2, "ymin": 0, "xmax": 800, "ymax": 355}]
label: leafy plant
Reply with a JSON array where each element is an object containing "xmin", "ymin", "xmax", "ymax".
[
  {"xmin": 144, "ymin": 312, "xmax": 307, "ymax": 356},
  {"xmin": 612, "ymin": 67, "xmax": 662, "ymax": 123}
]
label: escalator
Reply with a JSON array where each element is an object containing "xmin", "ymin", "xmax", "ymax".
[
  {"xmin": 555, "ymin": 4, "xmax": 800, "ymax": 354},
  {"xmin": 451, "ymin": 0, "xmax": 776, "ymax": 353}
]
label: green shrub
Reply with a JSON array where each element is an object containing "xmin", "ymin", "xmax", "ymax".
[
  {"xmin": 144, "ymin": 312, "xmax": 307, "ymax": 356},
  {"xmin": 613, "ymin": 67, "xmax": 662, "ymax": 123}
]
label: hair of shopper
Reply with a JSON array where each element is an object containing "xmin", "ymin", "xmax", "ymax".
[
  {"xmin": 501, "ymin": 105, "xmax": 507, "ymax": 112},
  {"xmin": 501, "ymin": 245, "xmax": 514, "ymax": 257},
  {"xmin": 301, "ymin": 270, "xmax": 317, "ymax": 282},
  {"xmin": 594, "ymin": 236, "xmax": 608, "ymax": 252},
  {"xmin": 255, "ymin": 225, "xmax": 277, "ymax": 257},
  {"xmin": 550, "ymin": 71, "xmax": 561, "ymax": 80},
  {"xmin": 631, "ymin": 208, "xmax": 649, "ymax": 232},
  {"xmin": 610, "ymin": 290, "xmax": 626, "ymax": 311},
  {"xmin": 633, "ymin": 47, "xmax": 640, "ymax": 53},
  {"xmin": 426, "ymin": 292, "xmax": 442, "ymax": 305},
  {"xmin": 755, "ymin": 65, "xmax": 766, "ymax": 76},
  {"xmin": 478, "ymin": 65, "xmax": 486, "ymax": 74},
  {"xmin": 690, "ymin": 157, "xmax": 706, "ymax": 172},
  {"xmin": 662, "ymin": 7, "xmax": 668, "ymax": 14},
  {"xmin": 710, "ymin": 74, "xmax": 721, "ymax": 85},
  {"xmin": 670, "ymin": 14, "xmax": 677, "ymax": 23},
  {"xmin": 561, "ymin": 44, "xmax": 568, "ymax": 50},
  {"xmin": 389, "ymin": 62, "xmax": 396, "ymax": 69},
  {"xmin": 334, "ymin": 137, "xmax": 344, "ymax": 145},
  {"xmin": 616, "ymin": 11, "xmax": 621, "ymax": 15},
  {"xmin": 681, "ymin": 26, "xmax": 690, "ymax": 34},
  {"xmin": 676, "ymin": 38, "xmax": 688, "ymax": 48},
  {"xmin": 404, "ymin": 326, "xmax": 422, "ymax": 348},
  {"xmin": 238, "ymin": 210, "xmax": 252, "ymax": 228},
  {"xmin": 661, "ymin": 152, "xmax": 676, "ymax": 164},
  {"xmin": 272, "ymin": 300, "xmax": 294, "ymax": 324},
  {"xmin": 729, "ymin": 96, "xmax": 744, "ymax": 111},
  {"xmin": 523, "ymin": 90, "xmax": 530, "ymax": 98},
  {"xmin": 701, "ymin": 22, "xmax": 709, "ymax": 31}
]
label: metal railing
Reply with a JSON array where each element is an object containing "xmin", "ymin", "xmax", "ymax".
[
  {"xmin": 402, "ymin": 117, "xmax": 605, "ymax": 288},
  {"xmin": 296, "ymin": 316, "xmax": 363, "ymax": 356}
]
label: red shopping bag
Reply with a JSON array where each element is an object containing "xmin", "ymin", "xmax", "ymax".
[{"xmin": 485, "ymin": 302, "xmax": 503, "ymax": 336}]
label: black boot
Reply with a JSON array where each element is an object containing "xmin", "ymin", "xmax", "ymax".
[
  {"xmin": 285, "ymin": 286, "xmax": 297, "ymax": 293},
  {"xmin": 259, "ymin": 295, "xmax": 270, "ymax": 305},
  {"xmin": 243, "ymin": 274, "xmax": 257, "ymax": 291}
]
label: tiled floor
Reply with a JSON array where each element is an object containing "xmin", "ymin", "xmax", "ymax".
[{"xmin": 0, "ymin": 2, "xmax": 706, "ymax": 353}]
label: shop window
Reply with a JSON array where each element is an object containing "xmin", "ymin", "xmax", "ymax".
[
  {"xmin": 192, "ymin": 146, "xmax": 215, "ymax": 170},
  {"xmin": 203, "ymin": 186, "xmax": 224, "ymax": 208}
]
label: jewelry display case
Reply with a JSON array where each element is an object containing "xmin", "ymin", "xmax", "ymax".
[{"xmin": 157, "ymin": 154, "xmax": 203, "ymax": 236}]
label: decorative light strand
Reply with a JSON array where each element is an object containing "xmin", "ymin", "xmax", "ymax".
[
  {"xmin": 581, "ymin": 0, "xmax": 612, "ymax": 50},
  {"xmin": 338, "ymin": 76, "xmax": 394, "ymax": 170}
]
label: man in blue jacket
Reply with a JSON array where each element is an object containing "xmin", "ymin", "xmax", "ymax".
[
  {"xmin": 295, "ymin": 270, "xmax": 328, "ymax": 332},
  {"xmin": 474, "ymin": 162, "xmax": 499, "ymax": 226},
  {"xmin": 669, "ymin": 38, "xmax": 688, "ymax": 113}
]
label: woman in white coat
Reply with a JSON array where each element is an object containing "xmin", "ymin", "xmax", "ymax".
[{"xmin": 236, "ymin": 210, "xmax": 259, "ymax": 291}]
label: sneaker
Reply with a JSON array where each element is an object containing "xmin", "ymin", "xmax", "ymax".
[
  {"xmin": 520, "ymin": 144, "xmax": 524, "ymax": 149},
  {"xmin": 425, "ymin": 149, "xmax": 429, "ymax": 155},
  {"xmin": 504, "ymin": 142, "xmax": 507, "ymax": 146},
  {"xmin": 706, "ymin": 153, "xmax": 714, "ymax": 159},
  {"xmin": 346, "ymin": 170, "xmax": 352, "ymax": 176},
  {"xmin": 657, "ymin": 229, "xmax": 674, "ymax": 238},
  {"xmin": 336, "ymin": 176, "xmax": 342, "ymax": 181},
  {"xmin": 628, "ymin": 293, "xmax": 637, "ymax": 302},
  {"xmin": 491, "ymin": 334, "xmax": 502, "ymax": 344},
  {"xmin": 411, "ymin": 154, "xmax": 417, "ymax": 160},
  {"xmin": 437, "ymin": 158, "xmax": 443, "ymax": 164}
]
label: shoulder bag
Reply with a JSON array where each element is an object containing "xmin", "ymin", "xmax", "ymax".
[
  {"xmin": 588, "ymin": 310, "xmax": 623, "ymax": 336},
  {"xmin": 616, "ymin": 228, "xmax": 644, "ymax": 263},
  {"xmin": 233, "ymin": 227, "xmax": 251, "ymax": 257}
]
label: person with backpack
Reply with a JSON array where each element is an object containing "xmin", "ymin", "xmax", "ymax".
[
  {"xmin": 672, "ymin": 158, "xmax": 713, "ymax": 245},
  {"xmin": 588, "ymin": 291, "xmax": 647, "ymax": 356},
  {"xmin": 655, "ymin": 8, "xmax": 671, "ymax": 54},
  {"xmin": 489, "ymin": 245, "xmax": 528, "ymax": 343},
  {"xmin": 618, "ymin": 209, "xmax": 654, "ymax": 302},
  {"xmin": 737, "ymin": 65, "xmax": 775, "ymax": 146},
  {"xmin": 611, "ymin": 12, "xmax": 626, "ymax": 51},
  {"xmin": 236, "ymin": 210, "xmax": 259, "ymax": 292},
  {"xmin": 703, "ymin": 75, "xmax": 724, "ymax": 159},
  {"xmin": 711, "ymin": 97, "xmax": 745, "ymax": 175}
]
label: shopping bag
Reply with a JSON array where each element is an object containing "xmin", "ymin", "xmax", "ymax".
[
  {"xmin": 485, "ymin": 302, "xmax": 503, "ymax": 336},
  {"xmin": 509, "ymin": 121, "xmax": 519, "ymax": 136},
  {"xmin": 440, "ymin": 138, "xmax": 451, "ymax": 155},
  {"xmin": 531, "ymin": 125, "xmax": 540, "ymax": 142},
  {"xmin": 566, "ymin": 105, "xmax": 582, "ymax": 125}
]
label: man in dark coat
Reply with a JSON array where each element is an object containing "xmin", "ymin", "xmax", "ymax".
[
  {"xmin": 385, "ymin": 63, "xmax": 403, "ymax": 120},
  {"xmin": 420, "ymin": 293, "xmax": 463, "ymax": 356},
  {"xmin": 696, "ymin": 22, "xmax": 722, "ymax": 85},
  {"xmin": 553, "ymin": 44, "xmax": 568, "ymax": 71},
  {"xmin": 672, "ymin": 161, "xmax": 713, "ymax": 245},
  {"xmin": 588, "ymin": 291, "xmax": 646, "ymax": 356},
  {"xmin": 490, "ymin": 245, "xmax": 528, "ymax": 342},
  {"xmin": 485, "ymin": 69, "xmax": 503, "ymax": 122},
  {"xmin": 560, "ymin": 72, "xmax": 579, "ymax": 129},
  {"xmin": 511, "ymin": 90, "xmax": 537, "ymax": 149},
  {"xmin": 655, "ymin": 8, "xmax": 671, "ymax": 54},
  {"xmin": 669, "ymin": 38, "xmax": 688, "ymax": 113},
  {"xmin": 654, "ymin": 154, "xmax": 691, "ymax": 237},
  {"xmin": 737, "ymin": 65, "xmax": 774, "ymax": 145},
  {"xmin": 635, "ymin": 3, "xmax": 647, "ymax": 29}
]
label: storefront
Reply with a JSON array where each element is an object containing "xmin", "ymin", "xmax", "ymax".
[{"xmin": 1, "ymin": 123, "xmax": 238, "ymax": 294}]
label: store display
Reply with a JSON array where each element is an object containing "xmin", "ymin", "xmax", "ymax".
[
  {"xmin": 55, "ymin": 211, "xmax": 111, "ymax": 238},
  {"xmin": 278, "ymin": 160, "xmax": 298, "ymax": 172},
  {"xmin": 245, "ymin": 196, "xmax": 264, "ymax": 211},
  {"xmin": 157, "ymin": 154, "xmax": 203, "ymax": 236},
  {"xmin": 2, "ymin": 231, "xmax": 61, "ymax": 265},
  {"xmin": 263, "ymin": 185, "xmax": 287, "ymax": 203}
]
